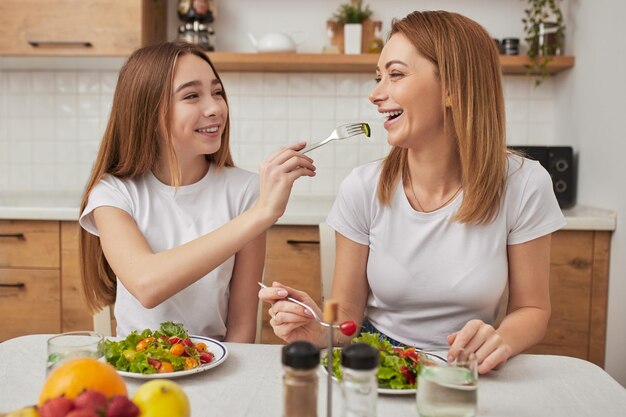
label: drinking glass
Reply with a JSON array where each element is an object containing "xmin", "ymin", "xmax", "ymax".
[
  {"xmin": 46, "ymin": 331, "xmax": 104, "ymax": 375},
  {"xmin": 416, "ymin": 350, "xmax": 478, "ymax": 417}
]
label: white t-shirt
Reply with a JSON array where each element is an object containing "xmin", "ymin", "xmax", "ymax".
[
  {"xmin": 80, "ymin": 165, "xmax": 259, "ymax": 339},
  {"xmin": 326, "ymin": 154, "xmax": 566, "ymax": 348}
]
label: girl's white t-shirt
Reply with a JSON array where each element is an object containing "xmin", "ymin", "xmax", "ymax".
[
  {"xmin": 80, "ymin": 165, "xmax": 259, "ymax": 339},
  {"xmin": 326, "ymin": 154, "xmax": 566, "ymax": 348}
]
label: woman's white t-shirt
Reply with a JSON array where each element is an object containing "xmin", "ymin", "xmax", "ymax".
[
  {"xmin": 80, "ymin": 165, "xmax": 259, "ymax": 339},
  {"xmin": 326, "ymin": 154, "xmax": 566, "ymax": 348}
]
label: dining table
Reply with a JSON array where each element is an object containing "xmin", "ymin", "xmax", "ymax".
[{"xmin": 1, "ymin": 334, "xmax": 626, "ymax": 416}]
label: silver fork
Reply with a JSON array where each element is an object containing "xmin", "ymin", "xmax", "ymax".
[
  {"xmin": 258, "ymin": 282, "xmax": 332, "ymax": 328},
  {"xmin": 301, "ymin": 122, "xmax": 370, "ymax": 154}
]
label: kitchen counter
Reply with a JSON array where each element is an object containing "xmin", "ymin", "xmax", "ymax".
[{"xmin": 0, "ymin": 192, "xmax": 617, "ymax": 230}]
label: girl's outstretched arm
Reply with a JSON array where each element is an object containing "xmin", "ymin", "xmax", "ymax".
[{"xmin": 93, "ymin": 144, "xmax": 315, "ymax": 308}]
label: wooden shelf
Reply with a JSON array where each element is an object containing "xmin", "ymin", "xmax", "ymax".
[
  {"xmin": 500, "ymin": 55, "xmax": 575, "ymax": 75},
  {"xmin": 208, "ymin": 52, "xmax": 574, "ymax": 75}
]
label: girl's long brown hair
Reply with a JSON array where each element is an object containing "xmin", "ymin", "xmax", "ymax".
[
  {"xmin": 377, "ymin": 11, "xmax": 507, "ymax": 225},
  {"xmin": 79, "ymin": 41, "xmax": 233, "ymax": 312}
]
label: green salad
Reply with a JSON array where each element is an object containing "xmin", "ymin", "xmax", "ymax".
[
  {"xmin": 323, "ymin": 332, "xmax": 421, "ymax": 390},
  {"xmin": 104, "ymin": 321, "xmax": 214, "ymax": 374}
]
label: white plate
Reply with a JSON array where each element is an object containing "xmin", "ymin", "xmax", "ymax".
[{"xmin": 114, "ymin": 335, "xmax": 228, "ymax": 379}]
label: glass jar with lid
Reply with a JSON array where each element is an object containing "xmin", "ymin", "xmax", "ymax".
[
  {"xmin": 340, "ymin": 342, "xmax": 379, "ymax": 417},
  {"xmin": 282, "ymin": 341, "xmax": 320, "ymax": 417}
]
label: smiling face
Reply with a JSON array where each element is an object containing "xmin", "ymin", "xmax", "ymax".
[
  {"xmin": 370, "ymin": 34, "xmax": 445, "ymax": 150},
  {"xmin": 169, "ymin": 53, "xmax": 228, "ymax": 167}
]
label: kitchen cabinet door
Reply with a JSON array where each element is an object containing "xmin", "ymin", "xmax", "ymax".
[
  {"xmin": 0, "ymin": 220, "xmax": 59, "ymax": 269},
  {"xmin": 260, "ymin": 225, "xmax": 321, "ymax": 344},
  {"xmin": 0, "ymin": 268, "xmax": 61, "ymax": 341},
  {"xmin": 0, "ymin": 0, "xmax": 166, "ymax": 56},
  {"xmin": 525, "ymin": 230, "xmax": 610, "ymax": 367}
]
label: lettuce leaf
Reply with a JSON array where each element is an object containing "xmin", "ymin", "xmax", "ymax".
[{"xmin": 322, "ymin": 332, "xmax": 420, "ymax": 390}]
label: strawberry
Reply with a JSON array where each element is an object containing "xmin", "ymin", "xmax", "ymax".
[
  {"xmin": 65, "ymin": 410, "xmax": 99, "ymax": 417},
  {"xmin": 107, "ymin": 395, "xmax": 140, "ymax": 417},
  {"xmin": 39, "ymin": 397, "xmax": 75, "ymax": 417},
  {"xmin": 73, "ymin": 390, "xmax": 107, "ymax": 412}
]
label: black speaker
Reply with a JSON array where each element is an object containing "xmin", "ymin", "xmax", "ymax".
[{"xmin": 508, "ymin": 146, "xmax": 576, "ymax": 209}]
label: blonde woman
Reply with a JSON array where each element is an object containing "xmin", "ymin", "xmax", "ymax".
[
  {"xmin": 80, "ymin": 41, "xmax": 315, "ymax": 341},
  {"xmin": 259, "ymin": 11, "xmax": 565, "ymax": 374}
]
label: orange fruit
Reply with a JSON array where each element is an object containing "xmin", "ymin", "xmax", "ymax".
[{"xmin": 38, "ymin": 358, "xmax": 127, "ymax": 406}]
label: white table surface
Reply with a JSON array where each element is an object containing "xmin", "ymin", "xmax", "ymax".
[{"xmin": 1, "ymin": 335, "xmax": 626, "ymax": 416}]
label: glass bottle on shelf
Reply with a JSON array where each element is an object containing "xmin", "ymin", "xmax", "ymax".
[
  {"xmin": 282, "ymin": 341, "xmax": 320, "ymax": 417},
  {"xmin": 368, "ymin": 21, "xmax": 384, "ymax": 53},
  {"xmin": 340, "ymin": 343, "xmax": 379, "ymax": 417}
]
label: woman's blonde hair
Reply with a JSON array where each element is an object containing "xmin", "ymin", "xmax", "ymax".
[
  {"xmin": 79, "ymin": 41, "xmax": 233, "ymax": 312},
  {"xmin": 377, "ymin": 11, "xmax": 507, "ymax": 224}
]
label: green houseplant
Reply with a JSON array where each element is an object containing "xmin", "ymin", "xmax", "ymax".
[
  {"xmin": 333, "ymin": 0, "xmax": 372, "ymax": 24},
  {"xmin": 522, "ymin": 0, "xmax": 565, "ymax": 86}
]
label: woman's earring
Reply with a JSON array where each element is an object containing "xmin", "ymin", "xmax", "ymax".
[{"xmin": 445, "ymin": 97, "xmax": 452, "ymax": 107}]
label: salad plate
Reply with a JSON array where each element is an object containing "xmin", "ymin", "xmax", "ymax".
[
  {"xmin": 321, "ymin": 334, "xmax": 447, "ymax": 396},
  {"xmin": 321, "ymin": 366, "xmax": 417, "ymax": 395},
  {"xmin": 114, "ymin": 335, "xmax": 228, "ymax": 379}
]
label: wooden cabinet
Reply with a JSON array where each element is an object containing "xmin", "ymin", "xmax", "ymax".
[
  {"xmin": 260, "ymin": 225, "xmax": 321, "ymax": 344},
  {"xmin": 0, "ymin": 220, "xmax": 62, "ymax": 340},
  {"xmin": 0, "ymin": 0, "xmax": 166, "ymax": 56},
  {"xmin": 527, "ymin": 230, "xmax": 610, "ymax": 367},
  {"xmin": 0, "ymin": 220, "xmax": 92, "ymax": 341}
]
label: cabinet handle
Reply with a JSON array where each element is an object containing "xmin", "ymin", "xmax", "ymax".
[
  {"xmin": 0, "ymin": 233, "xmax": 25, "ymax": 240},
  {"xmin": 0, "ymin": 283, "xmax": 26, "ymax": 289},
  {"xmin": 286, "ymin": 239, "xmax": 320, "ymax": 245},
  {"xmin": 28, "ymin": 40, "xmax": 93, "ymax": 48}
]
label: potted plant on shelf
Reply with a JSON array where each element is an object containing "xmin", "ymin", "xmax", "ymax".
[
  {"xmin": 522, "ymin": 0, "xmax": 565, "ymax": 85},
  {"xmin": 332, "ymin": 0, "xmax": 373, "ymax": 54}
]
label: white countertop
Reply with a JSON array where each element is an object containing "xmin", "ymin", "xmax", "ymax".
[{"xmin": 0, "ymin": 192, "xmax": 617, "ymax": 231}]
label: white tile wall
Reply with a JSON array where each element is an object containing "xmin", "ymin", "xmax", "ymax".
[{"xmin": 0, "ymin": 69, "xmax": 556, "ymax": 196}]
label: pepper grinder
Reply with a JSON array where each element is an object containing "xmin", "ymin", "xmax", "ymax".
[{"xmin": 323, "ymin": 300, "xmax": 338, "ymax": 417}]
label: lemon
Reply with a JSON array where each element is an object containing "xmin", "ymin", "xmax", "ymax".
[
  {"xmin": 132, "ymin": 379, "xmax": 190, "ymax": 417},
  {"xmin": 5, "ymin": 406, "xmax": 39, "ymax": 417}
]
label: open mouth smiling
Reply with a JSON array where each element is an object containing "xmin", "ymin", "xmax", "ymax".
[
  {"xmin": 195, "ymin": 126, "xmax": 219, "ymax": 133},
  {"xmin": 381, "ymin": 110, "xmax": 404, "ymax": 121}
]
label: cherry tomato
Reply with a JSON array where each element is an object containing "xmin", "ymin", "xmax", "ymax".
[
  {"xmin": 184, "ymin": 357, "xmax": 199, "ymax": 370},
  {"xmin": 122, "ymin": 349, "xmax": 137, "ymax": 362},
  {"xmin": 195, "ymin": 342, "xmax": 208, "ymax": 352},
  {"xmin": 400, "ymin": 347, "xmax": 418, "ymax": 362},
  {"xmin": 159, "ymin": 362, "xmax": 174, "ymax": 373},
  {"xmin": 147, "ymin": 358, "xmax": 161, "ymax": 370},
  {"xmin": 169, "ymin": 343, "xmax": 185, "ymax": 356},
  {"xmin": 136, "ymin": 337, "xmax": 155, "ymax": 352},
  {"xmin": 199, "ymin": 352, "xmax": 213, "ymax": 364},
  {"xmin": 168, "ymin": 336, "xmax": 181, "ymax": 345},
  {"xmin": 182, "ymin": 337, "xmax": 194, "ymax": 347},
  {"xmin": 339, "ymin": 321, "xmax": 358, "ymax": 336}
]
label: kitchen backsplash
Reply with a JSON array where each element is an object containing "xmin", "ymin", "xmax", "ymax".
[{"xmin": 0, "ymin": 67, "xmax": 556, "ymax": 197}]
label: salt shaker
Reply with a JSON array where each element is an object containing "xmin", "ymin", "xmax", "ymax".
[
  {"xmin": 282, "ymin": 341, "xmax": 320, "ymax": 417},
  {"xmin": 340, "ymin": 343, "xmax": 379, "ymax": 417}
]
